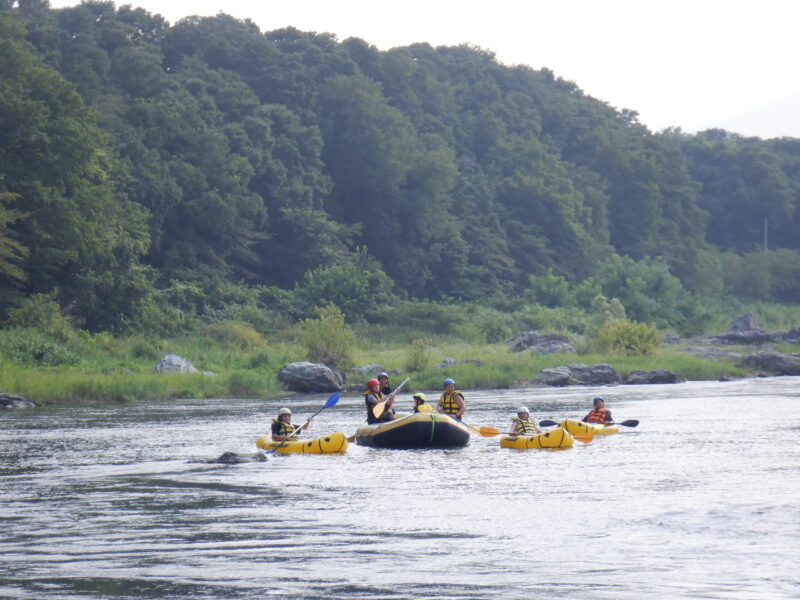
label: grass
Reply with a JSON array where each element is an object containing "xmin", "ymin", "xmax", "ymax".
[{"xmin": 0, "ymin": 325, "xmax": 765, "ymax": 406}]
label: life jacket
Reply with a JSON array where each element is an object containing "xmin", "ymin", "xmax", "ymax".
[
  {"xmin": 414, "ymin": 403, "xmax": 432, "ymax": 413},
  {"xmin": 439, "ymin": 390, "xmax": 465, "ymax": 417},
  {"xmin": 511, "ymin": 416, "xmax": 537, "ymax": 435},
  {"xmin": 584, "ymin": 408, "xmax": 610, "ymax": 424},
  {"xmin": 365, "ymin": 391, "xmax": 385, "ymax": 424},
  {"xmin": 272, "ymin": 418, "xmax": 297, "ymax": 439}
]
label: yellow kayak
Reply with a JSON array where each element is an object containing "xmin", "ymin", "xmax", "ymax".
[
  {"xmin": 559, "ymin": 418, "xmax": 619, "ymax": 436},
  {"xmin": 255, "ymin": 432, "xmax": 349, "ymax": 454},
  {"xmin": 500, "ymin": 428, "xmax": 574, "ymax": 449}
]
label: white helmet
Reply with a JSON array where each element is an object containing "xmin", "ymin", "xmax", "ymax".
[
  {"xmin": 517, "ymin": 406, "xmax": 530, "ymax": 414},
  {"xmin": 278, "ymin": 407, "xmax": 292, "ymax": 416}
]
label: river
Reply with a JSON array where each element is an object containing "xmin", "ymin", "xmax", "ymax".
[{"xmin": 1, "ymin": 377, "xmax": 799, "ymax": 599}]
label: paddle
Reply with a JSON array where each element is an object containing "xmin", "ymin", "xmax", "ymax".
[
  {"xmin": 264, "ymin": 392, "xmax": 340, "ymax": 455},
  {"xmin": 372, "ymin": 377, "xmax": 410, "ymax": 418},
  {"xmin": 463, "ymin": 423, "xmax": 502, "ymax": 437},
  {"xmin": 538, "ymin": 419, "xmax": 639, "ymax": 428}
]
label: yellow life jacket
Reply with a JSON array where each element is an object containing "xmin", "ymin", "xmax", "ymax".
[
  {"xmin": 439, "ymin": 390, "xmax": 465, "ymax": 416},
  {"xmin": 511, "ymin": 416, "xmax": 537, "ymax": 435},
  {"xmin": 272, "ymin": 418, "xmax": 298, "ymax": 439},
  {"xmin": 415, "ymin": 403, "xmax": 433, "ymax": 413}
]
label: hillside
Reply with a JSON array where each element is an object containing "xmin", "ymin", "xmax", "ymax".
[{"xmin": 1, "ymin": 2, "xmax": 800, "ymax": 336}]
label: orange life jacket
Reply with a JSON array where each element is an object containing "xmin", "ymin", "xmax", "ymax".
[{"xmin": 585, "ymin": 408, "xmax": 610, "ymax": 423}]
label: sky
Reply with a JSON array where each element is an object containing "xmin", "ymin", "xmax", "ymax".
[{"xmin": 48, "ymin": 0, "xmax": 800, "ymax": 136}]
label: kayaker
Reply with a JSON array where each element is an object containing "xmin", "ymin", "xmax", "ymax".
[
  {"xmin": 509, "ymin": 406, "xmax": 541, "ymax": 435},
  {"xmin": 365, "ymin": 378, "xmax": 396, "ymax": 424},
  {"xmin": 412, "ymin": 392, "xmax": 433, "ymax": 413},
  {"xmin": 437, "ymin": 378, "xmax": 465, "ymax": 420},
  {"xmin": 377, "ymin": 371, "xmax": 393, "ymax": 396},
  {"xmin": 583, "ymin": 396, "xmax": 614, "ymax": 424},
  {"xmin": 271, "ymin": 407, "xmax": 312, "ymax": 442}
]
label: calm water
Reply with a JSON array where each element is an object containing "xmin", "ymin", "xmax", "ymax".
[{"xmin": 1, "ymin": 377, "xmax": 799, "ymax": 599}]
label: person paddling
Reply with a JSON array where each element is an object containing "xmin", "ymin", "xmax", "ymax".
[
  {"xmin": 271, "ymin": 407, "xmax": 312, "ymax": 442},
  {"xmin": 377, "ymin": 371, "xmax": 393, "ymax": 396},
  {"xmin": 508, "ymin": 406, "xmax": 541, "ymax": 436},
  {"xmin": 365, "ymin": 378, "xmax": 396, "ymax": 424},
  {"xmin": 437, "ymin": 378, "xmax": 465, "ymax": 421},
  {"xmin": 583, "ymin": 396, "xmax": 614, "ymax": 424},
  {"xmin": 412, "ymin": 392, "xmax": 432, "ymax": 413}
]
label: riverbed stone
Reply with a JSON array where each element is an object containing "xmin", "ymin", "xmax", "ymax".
[
  {"xmin": 195, "ymin": 451, "xmax": 268, "ymax": 464},
  {"xmin": 278, "ymin": 361, "xmax": 344, "ymax": 392},
  {"xmin": 625, "ymin": 369, "xmax": 684, "ymax": 384},
  {"xmin": 508, "ymin": 331, "xmax": 575, "ymax": 354},
  {"xmin": 153, "ymin": 354, "xmax": 200, "ymax": 374},
  {"xmin": 739, "ymin": 349, "xmax": 800, "ymax": 375},
  {"xmin": 0, "ymin": 392, "xmax": 36, "ymax": 409},
  {"xmin": 539, "ymin": 363, "xmax": 620, "ymax": 386}
]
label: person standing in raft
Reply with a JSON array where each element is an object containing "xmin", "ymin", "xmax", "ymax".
[
  {"xmin": 377, "ymin": 371, "xmax": 393, "ymax": 396},
  {"xmin": 365, "ymin": 378, "xmax": 396, "ymax": 424},
  {"xmin": 412, "ymin": 392, "xmax": 433, "ymax": 413},
  {"xmin": 508, "ymin": 406, "xmax": 541, "ymax": 436},
  {"xmin": 271, "ymin": 407, "xmax": 312, "ymax": 442},
  {"xmin": 437, "ymin": 378, "xmax": 466, "ymax": 421},
  {"xmin": 583, "ymin": 396, "xmax": 614, "ymax": 424}
]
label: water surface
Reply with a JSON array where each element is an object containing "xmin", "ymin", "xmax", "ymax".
[{"xmin": 2, "ymin": 377, "xmax": 799, "ymax": 599}]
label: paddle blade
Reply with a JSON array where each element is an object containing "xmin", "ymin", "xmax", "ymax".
[
  {"xmin": 620, "ymin": 419, "xmax": 639, "ymax": 427},
  {"xmin": 539, "ymin": 420, "xmax": 558, "ymax": 427},
  {"xmin": 324, "ymin": 392, "xmax": 340, "ymax": 409},
  {"xmin": 479, "ymin": 427, "xmax": 501, "ymax": 437},
  {"xmin": 346, "ymin": 433, "xmax": 357, "ymax": 443},
  {"xmin": 372, "ymin": 401, "xmax": 386, "ymax": 418}
]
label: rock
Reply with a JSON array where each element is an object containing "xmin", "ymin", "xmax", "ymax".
[
  {"xmin": 154, "ymin": 354, "xmax": 200, "ymax": 374},
  {"xmin": 783, "ymin": 327, "xmax": 800, "ymax": 344},
  {"xmin": 278, "ymin": 361, "xmax": 344, "ymax": 393},
  {"xmin": 351, "ymin": 364, "xmax": 386, "ymax": 377},
  {"xmin": 739, "ymin": 350, "xmax": 800, "ymax": 375},
  {"xmin": 625, "ymin": 369, "xmax": 684, "ymax": 384},
  {"xmin": 662, "ymin": 333, "xmax": 681, "ymax": 344},
  {"xmin": 0, "ymin": 393, "xmax": 36, "ymax": 409},
  {"xmin": 728, "ymin": 312, "xmax": 761, "ymax": 332},
  {"xmin": 566, "ymin": 363, "xmax": 620, "ymax": 385},
  {"xmin": 539, "ymin": 363, "xmax": 620, "ymax": 386},
  {"xmin": 538, "ymin": 366, "xmax": 575, "ymax": 386},
  {"xmin": 682, "ymin": 347, "xmax": 741, "ymax": 362},
  {"xmin": 193, "ymin": 451, "xmax": 268, "ymax": 464},
  {"xmin": 508, "ymin": 331, "xmax": 574, "ymax": 353},
  {"xmin": 437, "ymin": 358, "xmax": 456, "ymax": 368},
  {"xmin": 714, "ymin": 330, "xmax": 778, "ymax": 344}
]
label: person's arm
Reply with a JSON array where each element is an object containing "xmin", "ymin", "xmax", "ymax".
[
  {"xmin": 605, "ymin": 411, "xmax": 614, "ymax": 424},
  {"xmin": 508, "ymin": 421, "xmax": 519, "ymax": 435},
  {"xmin": 453, "ymin": 394, "xmax": 465, "ymax": 419}
]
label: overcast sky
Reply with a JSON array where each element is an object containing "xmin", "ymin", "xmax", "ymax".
[{"xmin": 49, "ymin": 0, "xmax": 800, "ymax": 135}]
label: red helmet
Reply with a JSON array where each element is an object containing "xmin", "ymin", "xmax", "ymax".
[{"xmin": 367, "ymin": 378, "xmax": 380, "ymax": 388}]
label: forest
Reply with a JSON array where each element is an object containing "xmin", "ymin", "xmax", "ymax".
[{"xmin": 2, "ymin": 0, "xmax": 800, "ymax": 347}]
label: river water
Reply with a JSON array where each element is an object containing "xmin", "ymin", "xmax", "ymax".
[{"xmin": 1, "ymin": 377, "xmax": 799, "ymax": 599}]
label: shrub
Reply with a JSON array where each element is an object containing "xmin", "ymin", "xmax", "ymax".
[
  {"xmin": 300, "ymin": 305, "xmax": 355, "ymax": 370},
  {"xmin": 592, "ymin": 318, "xmax": 661, "ymax": 355},
  {"xmin": 204, "ymin": 321, "xmax": 266, "ymax": 352},
  {"xmin": 8, "ymin": 293, "xmax": 76, "ymax": 342},
  {"xmin": 404, "ymin": 338, "xmax": 432, "ymax": 372}
]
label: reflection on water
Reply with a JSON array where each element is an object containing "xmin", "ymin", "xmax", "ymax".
[{"xmin": 2, "ymin": 378, "xmax": 800, "ymax": 599}]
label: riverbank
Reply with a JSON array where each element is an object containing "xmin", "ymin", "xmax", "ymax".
[{"xmin": 0, "ymin": 334, "xmax": 757, "ymax": 406}]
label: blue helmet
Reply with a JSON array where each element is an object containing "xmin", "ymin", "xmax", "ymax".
[{"xmin": 443, "ymin": 378, "xmax": 455, "ymax": 387}]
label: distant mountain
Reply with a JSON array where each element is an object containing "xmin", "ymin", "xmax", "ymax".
[{"xmin": 708, "ymin": 94, "xmax": 800, "ymax": 139}]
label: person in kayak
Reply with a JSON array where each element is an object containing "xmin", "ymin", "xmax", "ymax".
[
  {"xmin": 365, "ymin": 378, "xmax": 396, "ymax": 424},
  {"xmin": 377, "ymin": 371, "xmax": 393, "ymax": 396},
  {"xmin": 508, "ymin": 406, "xmax": 541, "ymax": 435},
  {"xmin": 437, "ymin": 378, "xmax": 465, "ymax": 420},
  {"xmin": 583, "ymin": 396, "xmax": 614, "ymax": 424},
  {"xmin": 412, "ymin": 392, "xmax": 433, "ymax": 413},
  {"xmin": 271, "ymin": 407, "xmax": 312, "ymax": 442}
]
